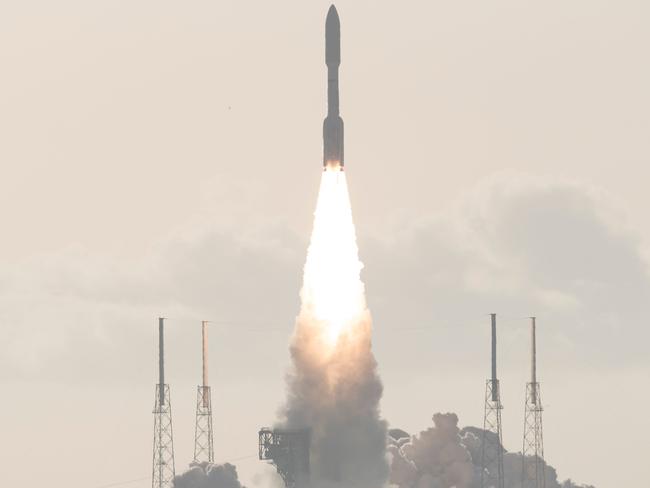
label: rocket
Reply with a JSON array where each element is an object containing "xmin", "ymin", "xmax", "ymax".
[{"xmin": 323, "ymin": 5, "xmax": 344, "ymax": 170}]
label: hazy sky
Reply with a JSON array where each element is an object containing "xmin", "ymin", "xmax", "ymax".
[{"xmin": 1, "ymin": 1, "xmax": 648, "ymax": 487}]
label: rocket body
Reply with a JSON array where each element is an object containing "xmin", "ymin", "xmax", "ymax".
[{"xmin": 323, "ymin": 5, "xmax": 344, "ymax": 170}]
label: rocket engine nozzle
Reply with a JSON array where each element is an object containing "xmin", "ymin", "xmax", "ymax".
[{"xmin": 323, "ymin": 116, "xmax": 344, "ymax": 170}]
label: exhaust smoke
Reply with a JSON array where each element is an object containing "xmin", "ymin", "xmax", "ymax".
[
  {"xmin": 278, "ymin": 167, "xmax": 388, "ymax": 488},
  {"xmin": 388, "ymin": 413, "xmax": 474, "ymax": 488},
  {"xmin": 174, "ymin": 462, "xmax": 246, "ymax": 488}
]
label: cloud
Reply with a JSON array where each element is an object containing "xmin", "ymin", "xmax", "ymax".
[
  {"xmin": 0, "ymin": 222, "xmax": 303, "ymax": 383},
  {"xmin": 363, "ymin": 173, "xmax": 650, "ymax": 367},
  {"xmin": 0, "ymin": 172, "xmax": 646, "ymax": 384}
]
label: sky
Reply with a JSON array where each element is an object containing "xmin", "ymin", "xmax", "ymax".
[{"xmin": 0, "ymin": 1, "xmax": 648, "ymax": 487}]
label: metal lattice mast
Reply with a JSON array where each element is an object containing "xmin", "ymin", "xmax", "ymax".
[
  {"xmin": 194, "ymin": 320, "xmax": 214, "ymax": 463},
  {"xmin": 481, "ymin": 313, "xmax": 505, "ymax": 488},
  {"xmin": 152, "ymin": 318, "xmax": 175, "ymax": 488},
  {"xmin": 522, "ymin": 317, "xmax": 546, "ymax": 488}
]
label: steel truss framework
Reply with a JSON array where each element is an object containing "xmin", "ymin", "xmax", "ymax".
[
  {"xmin": 152, "ymin": 384, "xmax": 175, "ymax": 488},
  {"xmin": 194, "ymin": 385, "xmax": 214, "ymax": 463},
  {"xmin": 259, "ymin": 428, "xmax": 310, "ymax": 488},
  {"xmin": 481, "ymin": 379, "xmax": 505, "ymax": 488},
  {"xmin": 522, "ymin": 382, "xmax": 546, "ymax": 488}
]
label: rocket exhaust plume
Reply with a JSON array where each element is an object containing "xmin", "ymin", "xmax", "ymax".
[
  {"xmin": 281, "ymin": 156, "xmax": 388, "ymax": 488},
  {"xmin": 277, "ymin": 6, "xmax": 388, "ymax": 487}
]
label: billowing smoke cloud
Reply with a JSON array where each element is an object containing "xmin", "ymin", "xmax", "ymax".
[
  {"xmin": 387, "ymin": 415, "xmax": 594, "ymax": 488},
  {"xmin": 460, "ymin": 426, "xmax": 595, "ymax": 488},
  {"xmin": 173, "ymin": 462, "xmax": 246, "ymax": 488},
  {"xmin": 388, "ymin": 413, "xmax": 474, "ymax": 488},
  {"xmin": 277, "ymin": 170, "xmax": 389, "ymax": 488},
  {"xmin": 388, "ymin": 413, "xmax": 594, "ymax": 488}
]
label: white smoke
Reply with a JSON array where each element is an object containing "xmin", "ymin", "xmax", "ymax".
[
  {"xmin": 388, "ymin": 413, "xmax": 474, "ymax": 488},
  {"xmin": 461, "ymin": 425, "xmax": 595, "ymax": 488},
  {"xmin": 173, "ymin": 462, "xmax": 246, "ymax": 488},
  {"xmin": 388, "ymin": 418, "xmax": 596, "ymax": 488},
  {"xmin": 278, "ymin": 169, "xmax": 389, "ymax": 488}
]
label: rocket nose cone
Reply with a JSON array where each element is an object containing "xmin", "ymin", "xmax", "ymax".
[
  {"xmin": 326, "ymin": 5, "xmax": 340, "ymax": 26},
  {"xmin": 325, "ymin": 5, "xmax": 340, "ymax": 66}
]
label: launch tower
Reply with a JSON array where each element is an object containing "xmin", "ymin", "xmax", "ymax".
[
  {"xmin": 521, "ymin": 317, "xmax": 546, "ymax": 488},
  {"xmin": 259, "ymin": 428, "xmax": 310, "ymax": 488},
  {"xmin": 480, "ymin": 313, "xmax": 505, "ymax": 488},
  {"xmin": 152, "ymin": 318, "xmax": 175, "ymax": 488}
]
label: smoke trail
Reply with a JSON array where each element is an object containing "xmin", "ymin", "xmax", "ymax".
[{"xmin": 279, "ymin": 168, "xmax": 389, "ymax": 488}]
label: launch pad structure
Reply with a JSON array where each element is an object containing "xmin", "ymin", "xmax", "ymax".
[
  {"xmin": 480, "ymin": 313, "xmax": 505, "ymax": 488},
  {"xmin": 258, "ymin": 428, "xmax": 311, "ymax": 488},
  {"xmin": 152, "ymin": 318, "xmax": 175, "ymax": 488},
  {"xmin": 521, "ymin": 317, "xmax": 546, "ymax": 488}
]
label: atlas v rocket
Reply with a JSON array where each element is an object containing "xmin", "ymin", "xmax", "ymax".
[{"xmin": 323, "ymin": 5, "xmax": 344, "ymax": 170}]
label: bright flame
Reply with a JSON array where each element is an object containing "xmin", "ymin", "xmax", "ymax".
[{"xmin": 300, "ymin": 165, "xmax": 367, "ymax": 345}]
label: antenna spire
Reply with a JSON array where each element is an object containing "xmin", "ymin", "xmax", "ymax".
[
  {"xmin": 158, "ymin": 317, "xmax": 165, "ymax": 405},
  {"xmin": 194, "ymin": 321, "xmax": 215, "ymax": 463},
  {"xmin": 202, "ymin": 320, "xmax": 208, "ymax": 390}
]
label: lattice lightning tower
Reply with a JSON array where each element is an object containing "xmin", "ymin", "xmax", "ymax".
[
  {"xmin": 521, "ymin": 317, "xmax": 546, "ymax": 488},
  {"xmin": 194, "ymin": 320, "xmax": 214, "ymax": 463},
  {"xmin": 480, "ymin": 313, "xmax": 505, "ymax": 488},
  {"xmin": 152, "ymin": 317, "xmax": 175, "ymax": 488}
]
